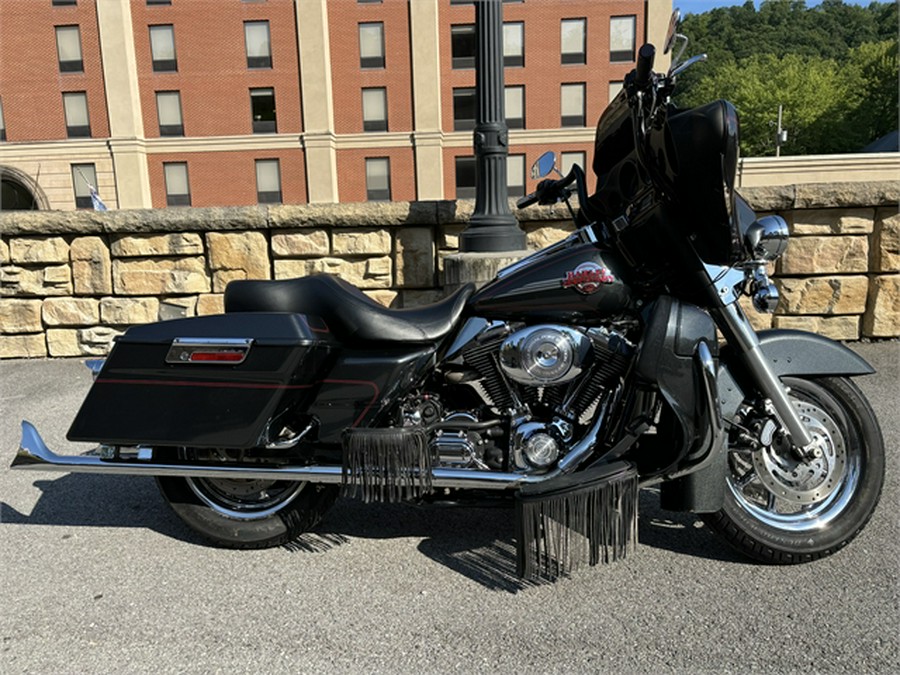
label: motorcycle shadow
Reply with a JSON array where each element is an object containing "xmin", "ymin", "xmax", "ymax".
[
  {"xmin": 299, "ymin": 488, "xmax": 742, "ymax": 591},
  {"xmin": 1, "ymin": 473, "xmax": 202, "ymax": 545},
  {"xmin": 3, "ymin": 474, "xmax": 743, "ymax": 590}
]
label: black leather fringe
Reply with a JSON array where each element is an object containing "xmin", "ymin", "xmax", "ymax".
[
  {"xmin": 515, "ymin": 465, "xmax": 638, "ymax": 579},
  {"xmin": 341, "ymin": 427, "xmax": 432, "ymax": 503}
]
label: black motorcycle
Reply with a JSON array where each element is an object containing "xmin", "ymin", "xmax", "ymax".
[{"xmin": 12, "ymin": 15, "xmax": 884, "ymax": 579}]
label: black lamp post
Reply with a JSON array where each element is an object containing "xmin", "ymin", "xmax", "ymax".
[{"xmin": 458, "ymin": 0, "xmax": 526, "ymax": 253}]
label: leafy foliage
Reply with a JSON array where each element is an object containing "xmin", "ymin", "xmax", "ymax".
[{"xmin": 673, "ymin": 0, "xmax": 898, "ymax": 155}]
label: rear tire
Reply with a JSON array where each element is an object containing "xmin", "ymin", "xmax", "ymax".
[
  {"xmin": 157, "ymin": 469, "xmax": 338, "ymax": 549},
  {"xmin": 703, "ymin": 376, "xmax": 884, "ymax": 563}
]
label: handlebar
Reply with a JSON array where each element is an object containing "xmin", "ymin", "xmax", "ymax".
[
  {"xmin": 634, "ymin": 43, "xmax": 656, "ymax": 89},
  {"xmin": 516, "ymin": 166, "xmax": 580, "ymax": 209}
]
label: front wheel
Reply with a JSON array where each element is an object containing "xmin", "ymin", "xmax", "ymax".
[
  {"xmin": 703, "ymin": 376, "xmax": 884, "ymax": 563},
  {"xmin": 156, "ymin": 448, "xmax": 338, "ymax": 549}
]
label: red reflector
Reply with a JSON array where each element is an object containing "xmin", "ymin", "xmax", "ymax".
[{"xmin": 189, "ymin": 351, "xmax": 245, "ymax": 363}]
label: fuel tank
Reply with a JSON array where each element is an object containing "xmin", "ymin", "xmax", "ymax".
[{"xmin": 469, "ymin": 242, "xmax": 636, "ymax": 322}]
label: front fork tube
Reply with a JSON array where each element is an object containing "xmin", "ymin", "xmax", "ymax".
[{"xmin": 712, "ymin": 300, "xmax": 816, "ymax": 453}]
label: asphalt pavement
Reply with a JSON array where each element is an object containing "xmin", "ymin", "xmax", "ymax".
[{"xmin": 1, "ymin": 342, "xmax": 898, "ymax": 674}]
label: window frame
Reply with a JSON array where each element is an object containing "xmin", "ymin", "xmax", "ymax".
[
  {"xmin": 503, "ymin": 22, "xmax": 524, "ymax": 68},
  {"xmin": 163, "ymin": 162, "xmax": 191, "ymax": 207},
  {"xmin": 149, "ymin": 24, "xmax": 177, "ymax": 72},
  {"xmin": 455, "ymin": 156, "xmax": 476, "ymax": 199},
  {"xmin": 0, "ymin": 97, "xmax": 6, "ymax": 141},
  {"xmin": 561, "ymin": 18, "xmax": 587, "ymax": 65},
  {"xmin": 610, "ymin": 15, "xmax": 636, "ymax": 63},
  {"xmin": 361, "ymin": 87, "xmax": 388, "ymax": 133},
  {"xmin": 62, "ymin": 91, "xmax": 91, "ymax": 138},
  {"xmin": 71, "ymin": 163, "xmax": 97, "ymax": 209},
  {"xmin": 560, "ymin": 82, "xmax": 586, "ymax": 128},
  {"xmin": 453, "ymin": 87, "xmax": 476, "ymax": 132},
  {"xmin": 255, "ymin": 159, "xmax": 282, "ymax": 204},
  {"xmin": 507, "ymin": 154, "xmax": 525, "ymax": 198},
  {"xmin": 244, "ymin": 20, "xmax": 272, "ymax": 69},
  {"xmin": 250, "ymin": 88, "xmax": 277, "ymax": 134},
  {"xmin": 155, "ymin": 90, "xmax": 184, "ymax": 136},
  {"xmin": 560, "ymin": 151, "xmax": 587, "ymax": 177},
  {"xmin": 55, "ymin": 25, "xmax": 83, "ymax": 73},
  {"xmin": 365, "ymin": 157, "xmax": 391, "ymax": 202},
  {"xmin": 451, "ymin": 24, "xmax": 475, "ymax": 69},
  {"xmin": 359, "ymin": 22, "xmax": 385, "ymax": 69},
  {"xmin": 505, "ymin": 85, "xmax": 524, "ymax": 129}
]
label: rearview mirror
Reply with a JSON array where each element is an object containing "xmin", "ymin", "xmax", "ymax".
[
  {"xmin": 531, "ymin": 151, "xmax": 558, "ymax": 179},
  {"xmin": 664, "ymin": 9, "xmax": 681, "ymax": 55}
]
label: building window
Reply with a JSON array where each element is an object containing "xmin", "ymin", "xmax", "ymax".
[
  {"xmin": 244, "ymin": 21, "xmax": 271, "ymax": 69},
  {"xmin": 256, "ymin": 159, "xmax": 282, "ymax": 204},
  {"xmin": 561, "ymin": 151, "xmax": 586, "ymax": 176},
  {"xmin": 453, "ymin": 88, "xmax": 475, "ymax": 132},
  {"xmin": 0, "ymin": 97, "xmax": 5, "ymax": 141},
  {"xmin": 451, "ymin": 25, "xmax": 475, "ymax": 69},
  {"xmin": 610, "ymin": 16, "xmax": 636, "ymax": 63},
  {"xmin": 156, "ymin": 91, "xmax": 183, "ymax": 136},
  {"xmin": 505, "ymin": 85, "xmax": 524, "ymax": 129},
  {"xmin": 455, "ymin": 156, "xmax": 476, "ymax": 199},
  {"xmin": 147, "ymin": 0, "xmax": 171, "ymax": 5},
  {"xmin": 609, "ymin": 81, "xmax": 624, "ymax": 103},
  {"xmin": 52, "ymin": 0, "xmax": 77, "ymax": 6},
  {"xmin": 561, "ymin": 83, "xmax": 585, "ymax": 127},
  {"xmin": 359, "ymin": 23, "xmax": 384, "ymax": 69},
  {"xmin": 365, "ymin": 158, "xmax": 391, "ymax": 201},
  {"xmin": 507, "ymin": 154, "xmax": 525, "ymax": 197},
  {"xmin": 149, "ymin": 25, "xmax": 177, "ymax": 72},
  {"xmin": 55, "ymin": 26, "xmax": 83, "ymax": 73},
  {"xmin": 62, "ymin": 92, "xmax": 91, "ymax": 138},
  {"xmin": 561, "ymin": 19, "xmax": 586, "ymax": 65},
  {"xmin": 362, "ymin": 87, "xmax": 387, "ymax": 132},
  {"xmin": 503, "ymin": 22, "xmax": 524, "ymax": 68},
  {"xmin": 250, "ymin": 88, "xmax": 276, "ymax": 133},
  {"xmin": 164, "ymin": 162, "xmax": 191, "ymax": 206},
  {"xmin": 71, "ymin": 163, "xmax": 97, "ymax": 209}
]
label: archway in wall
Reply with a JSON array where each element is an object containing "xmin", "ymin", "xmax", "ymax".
[{"xmin": 0, "ymin": 166, "xmax": 50, "ymax": 210}]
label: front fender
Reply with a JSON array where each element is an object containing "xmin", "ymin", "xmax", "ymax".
[{"xmin": 718, "ymin": 329, "xmax": 874, "ymax": 419}]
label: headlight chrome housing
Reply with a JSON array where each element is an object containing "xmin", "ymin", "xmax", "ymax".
[{"xmin": 745, "ymin": 215, "xmax": 789, "ymax": 262}]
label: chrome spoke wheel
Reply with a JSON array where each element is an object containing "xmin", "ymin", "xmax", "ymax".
[
  {"xmin": 727, "ymin": 398, "xmax": 857, "ymax": 533},
  {"xmin": 704, "ymin": 376, "xmax": 884, "ymax": 564}
]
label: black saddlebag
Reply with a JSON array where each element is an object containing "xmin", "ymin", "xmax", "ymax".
[{"xmin": 67, "ymin": 313, "xmax": 337, "ymax": 449}]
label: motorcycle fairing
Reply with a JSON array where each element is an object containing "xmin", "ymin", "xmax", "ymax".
[{"xmin": 634, "ymin": 296, "xmax": 721, "ymax": 467}]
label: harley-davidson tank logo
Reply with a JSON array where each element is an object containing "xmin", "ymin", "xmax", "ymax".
[{"xmin": 562, "ymin": 262, "xmax": 616, "ymax": 295}]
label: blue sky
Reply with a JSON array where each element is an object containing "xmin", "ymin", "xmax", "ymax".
[{"xmin": 681, "ymin": 0, "xmax": 873, "ymax": 14}]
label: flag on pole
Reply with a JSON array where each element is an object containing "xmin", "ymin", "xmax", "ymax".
[{"xmin": 90, "ymin": 185, "xmax": 108, "ymax": 211}]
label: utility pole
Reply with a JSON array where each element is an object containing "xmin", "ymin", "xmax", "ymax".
[
  {"xmin": 775, "ymin": 104, "xmax": 787, "ymax": 157},
  {"xmin": 458, "ymin": 0, "xmax": 526, "ymax": 253}
]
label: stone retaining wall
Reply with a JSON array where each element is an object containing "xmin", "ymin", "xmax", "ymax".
[{"xmin": 0, "ymin": 180, "xmax": 897, "ymax": 358}]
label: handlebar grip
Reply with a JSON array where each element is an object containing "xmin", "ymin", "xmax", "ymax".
[{"xmin": 635, "ymin": 43, "xmax": 656, "ymax": 88}]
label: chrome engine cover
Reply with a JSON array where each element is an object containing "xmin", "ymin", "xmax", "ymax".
[{"xmin": 499, "ymin": 325, "xmax": 592, "ymax": 386}]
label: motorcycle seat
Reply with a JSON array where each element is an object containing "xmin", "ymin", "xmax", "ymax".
[{"xmin": 224, "ymin": 274, "xmax": 475, "ymax": 344}]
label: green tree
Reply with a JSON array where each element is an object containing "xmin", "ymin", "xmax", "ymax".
[{"xmin": 674, "ymin": 1, "xmax": 898, "ymax": 154}]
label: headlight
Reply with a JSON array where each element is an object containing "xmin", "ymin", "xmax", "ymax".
[{"xmin": 744, "ymin": 215, "xmax": 789, "ymax": 262}]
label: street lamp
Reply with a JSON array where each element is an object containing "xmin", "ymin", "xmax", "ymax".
[{"xmin": 458, "ymin": 0, "xmax": 526, "ymax": 253}]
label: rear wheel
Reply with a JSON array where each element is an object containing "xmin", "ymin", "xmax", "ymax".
[
  {"xmin": 704, "ymin": 376, "xmax": 884, "ymax": 563},
  {"xmin": 156, "ymin": 448, "xmax": 338, "ymax": 549}
]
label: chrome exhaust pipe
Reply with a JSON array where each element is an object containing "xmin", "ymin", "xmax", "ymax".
[{"xmin": 13, "ymin": 420, "xmax": 603, "ymax": 491}]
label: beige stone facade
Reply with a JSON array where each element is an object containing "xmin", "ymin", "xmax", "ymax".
[{"xmin": 0, "ymin": 180, "xmax": 897, "ymax": 358}]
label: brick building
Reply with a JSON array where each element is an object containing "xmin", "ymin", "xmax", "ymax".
[{"xmin": 0, "ymin": 0, "xmax": 671, "ymax": 211}]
